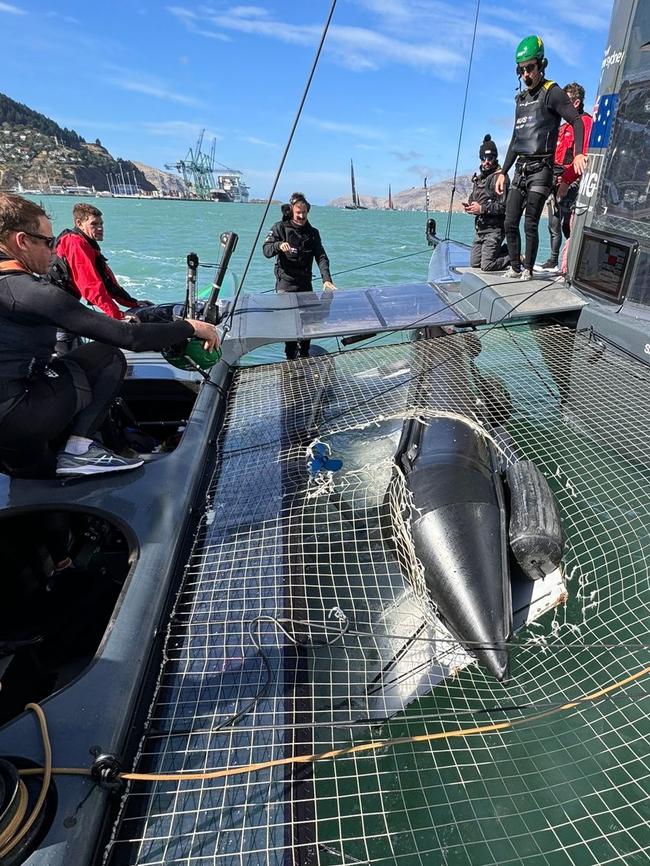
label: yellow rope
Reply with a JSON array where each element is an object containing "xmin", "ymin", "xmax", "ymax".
[
  {"xmin": 15, "ymin": 665, "xmax": 650, "ymax": 790},
  {"xmin": 120, "ymin": 663, "xmax": 650, "ymax": 783},
  {"xmin": 0, "ymin": 702, "xmax": 52, "ymax": 860}
]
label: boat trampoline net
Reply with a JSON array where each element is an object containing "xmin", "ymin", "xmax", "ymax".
[{"xmin": 106, "ymin": 322, "xmax": 650, "ymax": 866}]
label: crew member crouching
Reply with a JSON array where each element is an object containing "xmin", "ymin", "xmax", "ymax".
[{"xmin": 465, "ymin": 135, "xmax": 510, "ymax": 272}]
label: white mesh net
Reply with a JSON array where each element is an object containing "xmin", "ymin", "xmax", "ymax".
[{"xmin": 106, "ymin": 323, "xmax": 650, "ymax": 866}]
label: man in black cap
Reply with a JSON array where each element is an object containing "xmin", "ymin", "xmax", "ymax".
[{"xmin": 464, "ymin": 135, "xmax": 510, "ymax": 272}]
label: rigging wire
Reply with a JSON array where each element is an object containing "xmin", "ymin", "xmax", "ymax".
[
  {"xmin": 222, "ymin": 0, "xmax": 339, "ymax": 330},
  {"xmin": 199, "ymin": 241, "xmax": 436, "ymax": 291},
  {"xmin": 218, "ymin": 273, "xmax": 565, "ymax": 459},
  {"xmin": 117, "ymin": 665, "xmax": 650, "ymax": 782},
  {"xmin": 255, "ymin": 245, "xmax": 435, "ymax": 292},
  {"xmin": 444, "ymin": 0, "xmax": 481, "ymax": 240},
  {"xmin": 307, "ymin": 275, "xmax": 565, "ymax": 431}
]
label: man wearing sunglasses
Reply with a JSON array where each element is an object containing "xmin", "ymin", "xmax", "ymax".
[
  {"xmin": 494, "ymin": 35, "xmax": 587, "ymax": 281},
  {"xmin": 0, "ymin": 194, "xmax": 219, "ymax": 479},
  {"xmin": 464, "ymin": 134, "xmax": 510, "ymax": 272}
]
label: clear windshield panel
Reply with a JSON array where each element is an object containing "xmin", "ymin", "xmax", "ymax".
[
  {"xmin": 427, "ymin": 239, "xmax": 471, "ymax": 284},
  {"xmin": 620, "ymin": 1, "xmax": 650, "ymax": 84},
  {"xmin": 595, "ymin": 80, "xmax": 650, "ymax": 232},
  {"xmin": 296, "ymin": 283, "xmax": 468, "ymax": 337}
]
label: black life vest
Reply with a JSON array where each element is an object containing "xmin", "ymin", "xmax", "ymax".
[
  {"xmin": 48, "ymin": 232, "xmax": 80, "ymax": 298},
  {"xmin": 469, "ymin": 167, "xmax": 505, "ymax": 230},
  {"xmin": 513, "ymin": 80, "xmax": 560, "ymax": 158},
  {"xmin": 51, "ymin": 228, "xmax": 132, "ymax": 303}
]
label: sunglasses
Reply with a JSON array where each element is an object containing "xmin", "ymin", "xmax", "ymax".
[
  {"xmin": 24, "ymin": 231, "xmax": 56, "ymax": 250},
  {"xmin": 517, "ymin": 62, "xmax": 538, "ymax": 75}
]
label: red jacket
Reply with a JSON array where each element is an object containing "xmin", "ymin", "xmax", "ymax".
[
  {"xmin": 55, "ymin": 230, "xmax": 138, "ymax": 319},
  {"xmin": 554, "ymin": 112, "xmax": 593, "ymax": 186}
]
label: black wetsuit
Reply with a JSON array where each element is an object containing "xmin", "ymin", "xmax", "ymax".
[
  {"xmin": 501, "ymin": 80, "xmax": 584, "ymax": 272},
  {"xmin": 468, "ymin": 166, "xmax": 510, "ymax": 272},
  {"xmin": 263, "ymin": 219, "xmax": 332, "ymax": 359},
  {"xmin": 0, "ymin": 257, "xmax": 193, "ymax": 477}
]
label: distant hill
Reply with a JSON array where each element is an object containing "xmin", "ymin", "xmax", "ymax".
[
  {"xmin": 132, "ymin": 162, "xmax": 186, "ymax": 196},
  {"xmin": 328, "ymin": 176, "xmax": 474, "ymax": 212},
  {"xmin": 0, "ymin": 93, "xmax": 84, "ymax": 149},
  {"xmin": 0, "ymin": 92, "xmax": 158, "ymax": 193}
]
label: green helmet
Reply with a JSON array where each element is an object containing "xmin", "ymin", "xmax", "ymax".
[
  {"xmin": 163, "ymin": 338, "xmax": 221, "ymax": 373},
  {"xmin": 515, "ymin": 35, "xmax": 545, "ymax": 65}
]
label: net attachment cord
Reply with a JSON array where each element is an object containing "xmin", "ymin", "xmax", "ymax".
[{"xmin": 5, "ymin": 662, "xmax": 648, "ymax": 819}]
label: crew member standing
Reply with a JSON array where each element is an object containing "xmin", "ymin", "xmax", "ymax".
[
  {"xmin": 465, "ymin": 135, "xmax": 510, "ymax": 272},
  {"xmin": 539, "ymin": 82, "xmax": 593, "ymax": 273},
  {"xmin": 263, "ymin": 192, "xmax": 336, "ymax": 360},
  {"xmin": 495, "ymin": 36, "xmax": 587, "ymax": 281}
]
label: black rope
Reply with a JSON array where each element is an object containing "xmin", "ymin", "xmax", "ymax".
[
  {"xmin": 223, "ymin": 0, "xmax": 339, "ymax": 329},
  {"xmin": 444, "ymin": 0, "xmax": 481, "ymax": 239}
]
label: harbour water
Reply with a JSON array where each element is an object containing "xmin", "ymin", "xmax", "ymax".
[{"xmin": 35, "ymin": 195, "xmax": 553, "ymax": 305}]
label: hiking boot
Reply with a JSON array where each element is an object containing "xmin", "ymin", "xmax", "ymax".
[
  {"xmin": 56, "ymin": 442, "xmax": 144, "ymax": 477},
  {"xmin": 504, "ymin": 266, "xmax": 522, "ymax": 278}
]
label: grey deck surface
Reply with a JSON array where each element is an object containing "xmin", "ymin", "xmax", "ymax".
[{"xmin": 450, "ymin": 266, "xmax": 587, "ymax": 322}]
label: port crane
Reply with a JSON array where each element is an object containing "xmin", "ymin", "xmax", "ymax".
[{"xmin": 165, "ymin": 130, "xmax": 217, "ymax": 199}]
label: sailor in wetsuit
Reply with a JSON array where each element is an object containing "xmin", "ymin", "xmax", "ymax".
[
  {"xmin": 0, "ymin": 194, "xmax": 218, "ymax": 479},
  {"xmin": 495, "ymin": 35, "xmax": 587, "ymax": 281},
  {"xmin": 263, "ymin": 192, "xmax": 336, "ymax": 360}
]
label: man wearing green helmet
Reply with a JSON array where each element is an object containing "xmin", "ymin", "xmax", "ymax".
[{"xmin": 495, "ymin": 35, "xmax": 587, "ymax": 281}]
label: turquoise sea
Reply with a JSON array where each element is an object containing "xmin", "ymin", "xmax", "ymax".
[{"xmin": 35, "ymin": 194, "xmax": 554, "ymax": 307}]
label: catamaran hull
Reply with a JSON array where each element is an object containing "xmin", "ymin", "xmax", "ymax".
[{"xmin": 399, "ymin": 416, "xmax": 512, "ymax": 681}]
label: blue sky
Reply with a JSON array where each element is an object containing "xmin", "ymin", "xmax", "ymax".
[{"xmin": 2, "ymin": 0, "xmax": 614, "ymax": 203}]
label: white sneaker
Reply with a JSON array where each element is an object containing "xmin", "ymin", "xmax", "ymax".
[
  {"xmin": 504, "ymin": 266, "xmax": 523, "ymax": 279},
  {"xmin": 56, "ymin": 442, "xmax": 144, "ymax": 476},
  {"xmin": 519, "ymin": 270, "xmax": 533, "ymax": 282}
]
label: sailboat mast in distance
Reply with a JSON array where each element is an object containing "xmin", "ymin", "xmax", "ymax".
[
  {"xmin": 344, "ymin": 159, "xmax": 368, "ymax": 209},
  {"xmin": 351, "ymin": 158, "xmax": 358, "ymax": 207}
]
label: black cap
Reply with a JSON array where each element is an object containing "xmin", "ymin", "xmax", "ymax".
[{"xmin": 479, "ymin": 134, "xmax": 498, "ymax": 161}]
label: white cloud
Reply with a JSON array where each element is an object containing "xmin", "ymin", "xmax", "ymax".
[
  {"xmin": 304, "ymin": 115, "xmax": 385, "ymax": 140},
  {"xmin": 142, "ymin": 121, "xmax": 222, "ymax": 141},
  {"xmin": 392, "ymin": 149, "xmax": 424, "ymax": 162},
  {"xmin": 56, "ymin": 117, "xmax": 222, "ymax": 143},
  {"xmin": 229, "ymin": 6, "xmax": 269, "ymax": 17},
  {"xmin": 0, "ymin": 2, "xmax": 24, "ymax": 13},
  {"xmin": 167, "ymin": 4, "xmax": 465, "ymax": 74},
  {"xmin": 165, "ymin": 6, "xmax": 230, "ymax": 41},
  {"xmin": 103, "ymin": 67, "xmax": 206, "ymax": 108},
  {"xmin": 535, "ymin": 1, "xmax": 611, "ymax": 32},
  {"xmin": 45, "ymin": 10, "xmax": 79, "ymax": 24},
  {"xmin": 245, "ymin": 136, "xmax": 278, "ymax": 147}
]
